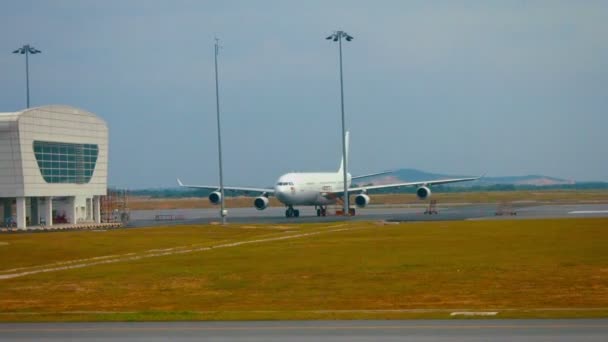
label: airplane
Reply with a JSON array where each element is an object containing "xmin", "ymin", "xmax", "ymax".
[{"xmin": 177, "ymin": 132, "xmax": 480, "ymax": 218}]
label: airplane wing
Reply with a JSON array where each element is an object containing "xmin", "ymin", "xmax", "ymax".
[
  {"xmin": 177, "ymin": 178, "xmax": 274, "ymax": 194},
  {"xmin": 348, "ymin": 176, "xmax": 482, "ymax": 193},
  {"xmin": 351, "ymin": 170, "xmax": 394, "ymax": 180}
]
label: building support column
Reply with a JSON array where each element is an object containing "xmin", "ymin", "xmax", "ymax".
[
  {"xmin": 93, "ymin": 196, "xmax": 101, "ymax": 224},
  {"xmin": 43, "ymin": 197, "xmax": 53, "ymax": 226},
  {"xmin": 2, "ymin": 199, "xmax": 11, "ymax": 226},
  {"xmin": 16, "ymin": 197, "xmax": 26, "ymax": 229},
  {"xmin": 31, "ymin": 197, "xmax": 39, "ymax": 226},
  {"xmin": 64, "ymin": 196, "xmax": 75, "ymax": 224}
]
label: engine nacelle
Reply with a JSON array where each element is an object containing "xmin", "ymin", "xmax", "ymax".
[
  {"xmin": 354, "ymin": 194, "xmax": 370, "ymax": 208},
  {"xmin": 208, "ymin": 191, "xmax": 222, "ymax": 205},
  {"xmin": 253, "ymin": 196, "xmax": 269, "ymax": 210},
  {"xmin": 416, "ymin": 186, "xmax": 431, "ymax": 200}
]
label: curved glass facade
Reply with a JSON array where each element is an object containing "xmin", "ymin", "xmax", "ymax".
[{"xmin": 33, "ymin": 141, "xmax": 98, "ymax": 184}]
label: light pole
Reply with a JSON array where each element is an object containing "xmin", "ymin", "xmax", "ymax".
[
  {"xmin": 214, "ymin": 38, "xmax": 227, "ymax": 225},
  {"xmin": 12, "ymin": 44, "xmax": 42, "ymax": 108},
  {"xmin": 326, "ymin": 31, "xmax": 353, "ymax": 216}
]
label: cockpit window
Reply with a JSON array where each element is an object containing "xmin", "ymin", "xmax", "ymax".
[{"xmin": 276, "ymin": 182, "xmax": 294, "ymax": 186}]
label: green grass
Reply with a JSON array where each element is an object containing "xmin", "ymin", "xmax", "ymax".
[{"xmin": 1, "ymin": 218, "xmax": 607, "ymax": 321}]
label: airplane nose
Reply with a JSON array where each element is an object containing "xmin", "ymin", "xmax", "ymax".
[{"xmin": 275, "ymin": 186, "xmax": 286, "ymax": 201}]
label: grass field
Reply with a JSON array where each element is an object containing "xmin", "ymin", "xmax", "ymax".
[
  {"xmin": 0, "ymin": 218, "xmax": 607, "ymax": 321},
  {"xmin": 128, "ymin": 190, "xmax": 608, "ymax": 210}
]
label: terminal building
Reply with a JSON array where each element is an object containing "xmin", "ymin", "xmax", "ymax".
[{"xmin": 0, "ymin": 105, "xmax": 108, "ymax": 229}]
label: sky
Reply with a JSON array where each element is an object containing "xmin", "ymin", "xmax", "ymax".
[{"xmin": 1, "ymin": 0, "xmax": 607, "ymax": 188}]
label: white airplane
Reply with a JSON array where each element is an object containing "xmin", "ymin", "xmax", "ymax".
[{"xmin": 177, "ymin": 132, "xmax": 480, "ymax": 218}]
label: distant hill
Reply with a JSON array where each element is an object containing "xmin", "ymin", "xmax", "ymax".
[
  {"xmin": 360, "ymin": 168, "xmax": 576, "ymax": 187},
  {"xmin": 128, "ymin": 169, "xmax": 604, "ymax": 198}
]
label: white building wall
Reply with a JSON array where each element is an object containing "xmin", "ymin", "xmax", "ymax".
[
  {"xmin": 0, "ymin": 117, "xmax": 24, "ymax": 197},
  {"xmin": 17, "ymin": 105, "xmax": 108, "ymax": 198},
  {"xmin": 0, "ymin": 105, "xmax": 109, "ymax": 228}
]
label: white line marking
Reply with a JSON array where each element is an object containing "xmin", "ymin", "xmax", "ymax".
[
  {"xmin": 568, "ymin": 210, "xmax": 608, "ymax": 214},
  {"xmin": 0, "ymin": 227, "xmax": 355, "ymax": 280},
  {"xmin": 450, "ymin": 312, "xmax": 498, "ymax": 316}
]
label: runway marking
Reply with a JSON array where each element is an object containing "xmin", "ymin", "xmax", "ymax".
[
  {"xmin": 569, "ymin": 210, "xmax": 608, "ymax": 214},
  {"xmin": 1, "ymin": 323, "xmax": 608, "ymax": 333},
  {"xmin": 0, "ymin": 226, "xmax": 358, "ymax": 280},
  {"xmin": 450, "ymin": 311, "xmax": 498, "ymax": 316}
]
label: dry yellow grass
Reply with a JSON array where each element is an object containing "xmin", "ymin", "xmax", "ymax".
[
  {"xmin": 0, "ymin": 218, "xmax": 607, "ymax": 321},
  {"xmin": 127, "ymin": 190, "xmax": 608, "ymax": 210},
  {"xmin": 128, "ymin": 196, "xmax": 284, "ymax": 210}
]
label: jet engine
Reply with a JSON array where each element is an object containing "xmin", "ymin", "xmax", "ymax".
[
  {"xmin": 354, "ymin": 194, "xmax": 370, "ymax": 208},
  {"xmin": 254, "ymin": 196, "xmax": 269, "ymax": 210},
  {"xmin": 416, "ymin": 186, "xmax": 431, "ymax": 200},
  {"xmin": 208, "ymin": 191, "xmax": 222, "ymax": 205}
]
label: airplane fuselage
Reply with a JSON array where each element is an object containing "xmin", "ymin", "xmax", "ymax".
[
  {"xmin": 177, "ymin": 131, "xmax": 480, "ymax": 218},
  {"xmin": 274, "ymin": 172, "xmax": 352, "ymax": 206}
]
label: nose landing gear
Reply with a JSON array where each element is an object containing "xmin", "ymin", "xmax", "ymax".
[{"xmin": 315, "ymin": 206, "xmax": 328, "ymax": 217}]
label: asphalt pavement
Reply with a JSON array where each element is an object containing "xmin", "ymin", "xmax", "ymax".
[
  {"xmin": 1, "ymin": 319, "xmax": 607, "ymax": 341},
  {"xmin": 127, "ymin": 203, "xmax": 608, "ymax": 227}
]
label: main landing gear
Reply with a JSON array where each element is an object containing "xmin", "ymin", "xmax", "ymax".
[
  {"xmin": 285, "ymin": 206, "xmax": 300, "ymax": 218},
  {"xmin": 315, "ymin": 206, "xmax": 328, "ymax": 217}
]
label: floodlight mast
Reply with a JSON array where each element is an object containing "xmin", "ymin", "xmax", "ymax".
[
  {"xmin": 12, "ymin": 44, "xmax": 41, "ymax": 108},
  {"xmin": 326, "ymin": 31, "xmax": 353, "ymax": 216},
  {"xmin": 214, "ymin": 38, "xmax": 227, "ymax": 225}
]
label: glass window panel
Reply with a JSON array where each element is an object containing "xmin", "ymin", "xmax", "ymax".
[{"xmin": 33, "ymin": 141, "xmax": 99, "ymax": 184}]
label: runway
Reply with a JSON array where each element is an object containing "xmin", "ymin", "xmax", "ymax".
[
  {"xmin": 2, "ymin": 319, "xmax": 607, "ymax": 341},
  {"xmin": 127, "ymin": 203, "xmax": 608, "ymax": 227}
]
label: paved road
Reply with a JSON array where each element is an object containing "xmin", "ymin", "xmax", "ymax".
[
  {"xmin": 127, "ymin": 203, "xmax": 608, "ymax": 227},
  {"xmin": 2, "ymin": 319, "xmax": 607, "ymax": 341}
]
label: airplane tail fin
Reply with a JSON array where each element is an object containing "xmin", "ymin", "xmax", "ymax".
[{"xmin": 338, "ymin": 131, "xmax": 350, "ymax": 174}]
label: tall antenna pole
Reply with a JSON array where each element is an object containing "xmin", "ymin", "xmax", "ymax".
[
  {"xmin": 13, "ymin": 44, "xmax": 41, "ymax": 108},
  {"xmin": 25, "ymin": 47, "xmax": 30, "ymax": 108},
  {"xmin": 214, "ymin": 38, "xmax": 227, "ymax": 225},
  {"xmin": 337, "ymin": 33, "xmax": 349, "ymax": 216},
  {"xmin": 326, "ymin": 31, "xmax": 353, "ymax": 216}
]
